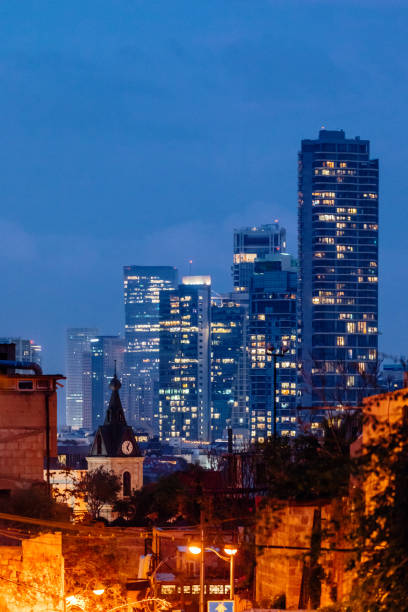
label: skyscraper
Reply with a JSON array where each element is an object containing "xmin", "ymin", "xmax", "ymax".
[
  {"xmin": 298, "ymin": 129, "xmax": 379, "ymax": 409},
  {"xmin": 123, "ymin": 266, "xmax": 178, "ymax": 431},
  {"xmin": 210, "ymin": 296, "xmax": 248, "ymax": 440},
  {"xmin": 233, "ymin": 224, "xmax": 287, "ymax": 294},
  {"xmin": 248, "ymin": 254, "xmax": 298, "ymax": 442},
  {"xmin": 159, "ymin": 276, "xmax": 211, "ymax": 443},
  {"xmin": 66, "ymin": 328, "xmax": 99, "ymax": 428},
  {"xmin": 88, "ymin": 335, "xmax": 125, "ymax": 430},
  {"xmin": 0, "ymin": 337, "xmax": 42, "ymax": 367}
]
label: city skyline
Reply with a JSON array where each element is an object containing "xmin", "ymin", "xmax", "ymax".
[{"xmin": 0, "ymin": 1, "xmax": 407, "ymax": 395}]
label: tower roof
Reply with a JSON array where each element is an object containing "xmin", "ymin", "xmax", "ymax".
[
  {"xmin": 104, "ymin": 373, "xmax": 127, "ymax": 425},
  {"xmin": 89, "ymin": 371, "xmax": 141, "ymax": 458}
]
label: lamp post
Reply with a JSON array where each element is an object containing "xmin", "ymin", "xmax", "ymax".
[
  {"xmin": 188, "ymin": 542, "xmax": 238, "ymax": 608},
  {"xmin": 266, "ymin": 343, "xmax": 289, "ymax": 439}
]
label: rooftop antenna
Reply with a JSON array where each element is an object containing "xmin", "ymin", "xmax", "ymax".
[
  {"xmin": 189, "ymin": 259, "xmax": 193, "ymax": 275},
  {"xmin": 114, "ymin": 359, "xmax": 117, "ymax": 378}
]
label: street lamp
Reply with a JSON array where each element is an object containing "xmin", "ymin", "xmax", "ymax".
[
  {"xmin": 65, "ymin": 581, "xmax": 105, "ymax": 610},
  {"xmin": 266, "ymin": 343, "xmax": 289, "ymax": 439},
  {"xmin": 188, "ymin": 543, "xmax": 238, "ymax": 606}
]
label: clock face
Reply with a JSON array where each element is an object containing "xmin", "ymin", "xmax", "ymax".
[{"xmin": 121, "ymin": 440, "xmax": 134, "ymax": 455}]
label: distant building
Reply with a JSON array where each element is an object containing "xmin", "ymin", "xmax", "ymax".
[
  {"xmin": 381, "ymin": 363, "xmax": 406, "ymax": 392},
  {"xmin": 298, "ymin": 129, "xmax": 379, "ymax": 409},
  {"xmin": 248, "ymin": 254, "xmax": 298, "ymax": 442},
  {"xmin": 233, "ymin": 224, "xmax": 287, "ymax": 294},
  {"xmin": 0, "ymin": 343, "xmax": 64, "ymax": 493},
  {"xmin": 159, "ymin": 276, "xmax": 211, "ymax": 443},
  {"xmin": 88, "ymin": 335, "xmax": 125, "ymax": 430},
  {"xmin": 65, "ymin": 328, "xmax": 99, "ymax": 429},
  {"xmin": 123, "ymin": 266, "xmax": 178, "ymax": 431},
  {"xmin": 210, "ymin": 296, "xmax": 248, "ymax": 440},
  {"xmin": 0, "ymin": 337, "xmax": 42, "ymax": 367}
]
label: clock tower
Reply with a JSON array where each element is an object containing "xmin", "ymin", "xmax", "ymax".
[{"xmin": 87, "ymin": 371, "xmax": 144, "ymax": 509}]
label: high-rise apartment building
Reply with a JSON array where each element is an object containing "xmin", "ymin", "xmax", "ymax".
[
  {"xmin": 248, "ymin": 254, "xmax": 298, "ymax": 442},
  {"xmin": 233, "ymin": 224, "xmax": 287, "ymax": 294},
  {"xmin": 159, "ymin": 276, "xmax": 211, "ymax": 443},
  {"xmin": 123, "ymin": 266, "xmax": 178, "ymax": 431},
  {"xmin": 298, "ymin": 129, "xmax": 379, "ymax": 408},
  {"xmin": 87, "ymin": 335, "xmax": 125, "ymax": 430},
  {"xmin": 66, "ymin": 328, "xmax": 99, "ymax": 428},
  {"xmin": 0, "ymin": 337, "xmax": 42, "ymax": 367},
  {"xmin": 210, "ymin": 297, "xmax": 248, "ymax": 441}
]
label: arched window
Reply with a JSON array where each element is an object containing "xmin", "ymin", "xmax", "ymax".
[
  {"xmin": 123, "ymin": 471, "xmax": 131, "ymax": 497},
  {"xmin": 96, "ymin": 435, "xmax": 102, "ymax": 455}
]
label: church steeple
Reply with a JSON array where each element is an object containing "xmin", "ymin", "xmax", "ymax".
[
  {"xmin": 89, "ymin": 369, "xmax": 141, "ymax": 458},
  {"xmin": 104, "ymin": 371, "xmax": 126, "ymax": 425}
]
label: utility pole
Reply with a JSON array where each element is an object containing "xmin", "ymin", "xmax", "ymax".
[
  {"xmin": 266, "ymin": 344, "xmax": 289, "ymax": 439},
  {"xmin": 199, "ymin": 509, "xmax": 205, "ymax": 612},
  {"xmin": 229, "ymin": 553, "xmax": 235, "ymax": 600}
]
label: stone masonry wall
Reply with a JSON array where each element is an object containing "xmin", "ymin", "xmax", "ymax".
[
  {"xmin": 0, "ymin": 533, "xmax": 64, "ymax": 612},
  {"xmin": 256, "ymin": 501, "xmax": 353, "ymax": 610}
]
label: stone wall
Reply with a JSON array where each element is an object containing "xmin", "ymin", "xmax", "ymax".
[
  {"xmin": 255, "ymin": 500, "xmax": 353, "ymax": 610},
  {"xmin": 0, "ymin": 376, "xmax": 59, "ymax": 491},
  {"xmin": 0, "ymin": 532, "xmax": 64, "ymax": 611}
]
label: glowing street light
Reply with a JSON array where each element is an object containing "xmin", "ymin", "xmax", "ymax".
[
  {"xmin": 92, "ymin": 587, "xmax": 105, "ymax": 596},
  {"xmin": 188, "ymin": 542, "xmax": 238, "ymax": 601}
]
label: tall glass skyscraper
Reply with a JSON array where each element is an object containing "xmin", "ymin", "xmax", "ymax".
[
  {"xmin": 248, "ymin": 254, "xmax": 298, "ymax": 442},
  {"xmin": 233, "ymin": 224, "xmax": 287, "ymax": 294},
  {"xmin": 298, "ymin": 129, "xmax": 379, "ymax": 409},
  {"xmin": 210, "ymin": 297, "xmax": 248, "ymax": 441},
  {"xmin": 159, "ymin": 276, "xmax": 211, "ymax": 443},
  {"xmin": 66, "ymin": 328, "xmax": 99, "ymax": 428},
  {"xmin": 0, "ymin": 337, "xmax": 42, "ymax": 367},
  {"xmin": 123, "ymin": 266, "xmax": 178, "ymax": 431}
]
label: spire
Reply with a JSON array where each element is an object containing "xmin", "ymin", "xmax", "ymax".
[{"xmin": 104, "ymin": 371, "xmax": 127, "ymax": 425}]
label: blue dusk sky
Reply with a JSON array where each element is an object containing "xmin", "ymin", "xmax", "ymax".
[{"xmin": 0, "ymin": 0, "xmax": 407, "ymax": 393}]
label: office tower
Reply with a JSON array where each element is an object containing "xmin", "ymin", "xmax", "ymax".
[
  {"xmin": 0, "ymin": 337, "xmax": 42, "ymax": 367},
  {"xmin": 159, "ymin": 276, "xmax": 211, "ymax": 443},
  {"xmin": 66, "ymin": 328, "xmax": 99, "ymax": 429},
  {"xmin": 298, "ymin": 129, "xmax": 379, "ymax": 409},
  {"xmin": 233, "ymin": 224, "xmax": 287, "ymax": 294},
  {"xmin": 123, "ymin": 266, "xmax": 178, "ymax": 431},
  {"xmin": 381, "ymin": 363, "xmax": 406, "ymax": 392},
  {"xmin": 210, "ymin": 296, "xmax": 248, "ymax": 440},
  {"xmin": 87, "ymin": 335, "xmax": 125, "ymax": 430},
  {"xmin": 248, "ymin": 254, "xmax": 298, "ymax": 442}
]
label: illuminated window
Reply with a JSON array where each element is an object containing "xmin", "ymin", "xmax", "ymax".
[
  {"xmin": 357, "ymin": 322, "xmax": 367, "ymax": 334},
  {"xmin": 337, "ymin": 336, "xmax": 345, "ymax": 346}
]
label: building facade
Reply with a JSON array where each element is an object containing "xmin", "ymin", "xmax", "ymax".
[
  {"xmin": 0, "ymin": 344, "xmax": 63, "ymax": 493},
  {"xmin": 233, "ymin": 224, "xmax": 287, "ymax": 294},
  {"xmin": 159, "ymin": 276, "xmax": 211, "ymax": 443},
  {"xmin": 210, "ymin": 296, "xmax": 248, "ymax": 440},
  {"xmin": 65, "ymin": 328, "xmax": 99, "ymax": 429},
  {"xmin": 298, "ymin": 129, "xmax": 379, "ymax": 409},
  {"xmin": 248, "ymin": 254, "xmax": 298, "ymax": 442},
  {"xmin": 123, "ymin": 266, "xmax": 178, "ymax": 432}
]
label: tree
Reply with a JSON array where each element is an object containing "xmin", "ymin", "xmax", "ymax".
[
  {"xmin": 115, "ymin": 465, "xmax": 205, "ymax": 525},
  {"xmin": 64, "ymin": 534, "xmax": 128, "ymax": 612},
  {"xmin": 75, "ymin": 466, "xmax": 121, "ymax": 519},
  {"xmin": 0, "ymin": 482, "xmax": 71, "ymax": 525}
]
